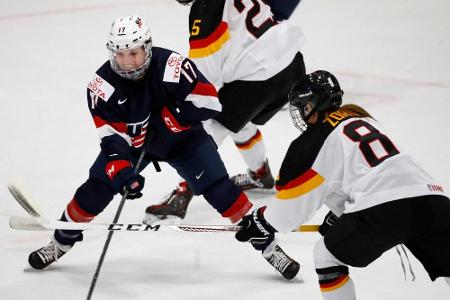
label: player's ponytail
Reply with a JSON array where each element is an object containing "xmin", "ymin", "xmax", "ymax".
[{"xmin": 338, "ymin": 104, "xmax": 373, "ymax": 118}]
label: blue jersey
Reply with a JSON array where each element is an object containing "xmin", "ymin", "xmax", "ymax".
[
  {"xmin": 266, "ymin": 0, "xmax": 301, "ymax": 20},
  {"xmin": 86, "ymin": 47, "xmax": 221, "ymax": 161}
]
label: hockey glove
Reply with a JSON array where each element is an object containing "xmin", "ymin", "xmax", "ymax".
[
  {"xmin": 175, "ymin": 0, "xmax": 194, "ymax": 5},
  {"xmin": 161, "ymin": 106, "xmax": 191, "ymax": 133},
  {"xmin": 318, "ymin": 211, "xmax": 339, "ymax": 236},
  {"xmin": 235, "ymin": 206, "xmax": 276, "ymax": 251},
  {"xmin": 106, "ymin": 160, "xmax": 145, "ymax": 199}
]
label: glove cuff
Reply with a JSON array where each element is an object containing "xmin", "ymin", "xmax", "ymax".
[
  {"xmin": 257, "ymin": 206, "xmax": 277, "ymax": 233},
  {"xmin": 105, "ymin": 160, "xmax": 131, "ymax": 180}
]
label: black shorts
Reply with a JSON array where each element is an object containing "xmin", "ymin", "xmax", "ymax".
[
  {"xmin": 324, "ymin": 195, "xmax": 450, "ymax": 281},
  {"xmin": 214, "ymin": 52, "xmax": 305, "ymax": 133}
]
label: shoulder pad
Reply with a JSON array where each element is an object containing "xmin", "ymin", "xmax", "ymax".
[
  {"xmin": 87, "ymin": 73, "xmax": 115, "ymax": 102},
  {"xmin": 163, "ymin": 52, "xmax": 185, "ymax": 83}
]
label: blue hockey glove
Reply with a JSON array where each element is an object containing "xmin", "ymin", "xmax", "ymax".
[
  {"xmin": 318, "ymin": 211, "xmax": 338, "ymax": 236},
  {"xmin": 235, "ymin": 206, "xmax": 276, "ymax": 251},
  {"xmin": 117, "ymin": 167, "xmax": 145, "ymax": 199},
  {"xmin": 105, "ymin": 160, "xmax": 145, "ymax": 199}
]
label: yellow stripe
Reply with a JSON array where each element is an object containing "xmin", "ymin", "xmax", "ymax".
[
  {"xmin": 297, "ymin": 225, "xmax": 320, "ymax": 232},
  {"xmin": 189, "ymin": 30, "xmax": 230, "ymax": 58},
  {"xmin": 276, "ymin": 174, "xmax": 324, "ymax": 200},
  {"xmin": 321, "ymin": 276, "xmax": 350, "ymax": 292}
]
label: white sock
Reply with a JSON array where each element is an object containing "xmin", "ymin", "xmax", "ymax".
[{"xmin": 231, "ymin": 126, "xmax": 267, "ymax": 171}]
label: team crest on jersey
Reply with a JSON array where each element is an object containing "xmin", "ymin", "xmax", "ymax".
[
  {"xmin": 163, "ymin": 53, "xmax": 185, "ymax": 83},
  {"xmin": 88, "ymin": 74, "xmax": 115, "ymax": 102}
]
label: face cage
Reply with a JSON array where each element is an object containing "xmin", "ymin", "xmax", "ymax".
[
  {"xmin": 109, "ymin": 45, "xmax": 152, "ymax": 80},
  {"xmin": 289, "ymin": 103, "xmax": 308, "ymax": 133}
]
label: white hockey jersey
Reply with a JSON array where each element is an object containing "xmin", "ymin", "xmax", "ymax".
[
  {"xmin": 187, "ymin": 0, "xmax": 304, "ymax": 89},
  {"xmin": 265, "ymin": 109, "xmax": 448, "ymax": 233}
]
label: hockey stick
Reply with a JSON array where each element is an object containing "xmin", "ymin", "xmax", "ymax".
[
  {"xmin": 7, "ymin": 182, "xmax": 317, "ymax": 281},
  {"xmin": 8, "ymin": 215, "xmax": 319, "ymax": 233},
  {"xmin": 87, "ymin": 150, "xmax": 147, "ymax": 300},
  {"xmin": 7, "ymin": 185, "xmax": 41, "ymax": 217},
  {"xmin": 7, "ymin": 184, "xmax": 320, "ymax": 233}
]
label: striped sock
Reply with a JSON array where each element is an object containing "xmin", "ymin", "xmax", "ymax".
[{"xmin": 319, "ymin": 274, "xmax": 356, "ymax": 300}]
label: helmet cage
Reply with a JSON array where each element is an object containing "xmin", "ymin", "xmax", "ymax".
[
  {"xmin": 106, "ymin": 16, "xmax": 152, "ymax": 80},
  {"xmin": 108, "ymin": 41, "xmax": 152, "ymax": 80}
]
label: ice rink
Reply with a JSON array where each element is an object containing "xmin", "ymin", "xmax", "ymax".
[{"xmin": 0, "ymin": 0, "xmax": 449, "ymax": 299}]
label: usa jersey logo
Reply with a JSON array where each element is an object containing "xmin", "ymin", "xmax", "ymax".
[{"xmin": 127, "ymin": 114, "xmax": 150, "ymax": 148}]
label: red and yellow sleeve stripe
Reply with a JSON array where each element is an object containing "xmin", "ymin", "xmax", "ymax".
[
  {"xmin": 189, "ymin": 22, "xmax": 230, "ymax": 58},
  {"xmin": 276, "ymin": 169, "xmax": 325, "ymax": 200}
]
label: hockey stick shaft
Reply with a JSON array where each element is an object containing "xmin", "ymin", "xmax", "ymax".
[
  {"xmin": 9, "ymin": 215, "xmax": 318, "ymax": 233},
  {"xmin": 87, "ymin": 150, "xmax": 146, "ymax": 300}
]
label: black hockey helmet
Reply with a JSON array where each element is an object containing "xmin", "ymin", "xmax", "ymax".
[{"xmin": 288, "ymin": 70, "xmax": 343, "ymax": 132}]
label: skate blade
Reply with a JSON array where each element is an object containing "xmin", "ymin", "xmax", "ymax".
[{"xmin": 244, "ymin": 187, "xmax": 276, "ymax": 195}]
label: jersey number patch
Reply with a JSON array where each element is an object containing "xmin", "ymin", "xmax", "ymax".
[
  {"xmin": 343, "ymin": 120, "xmax": 400, "ymax": 167},
  {"xmin": 233, "ymin": 0, "xmax": 276, "ymax": 38}
]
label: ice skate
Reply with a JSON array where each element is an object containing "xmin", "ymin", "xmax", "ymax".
[
  {"xmin": 143, "ymin": 182, "xmax": 193, "ymax": 225},
  {"xmin": 230, "ymin": 159, "xmax": 275, "ymax": 193},
  {"xmin": 28, "ymin": 237, "xmax": 72, "ymax": 270}
]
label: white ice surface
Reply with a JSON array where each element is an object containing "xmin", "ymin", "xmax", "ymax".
[{"xmin": 0, "ymin": 0, "xmax": 449, "ymax": 299}]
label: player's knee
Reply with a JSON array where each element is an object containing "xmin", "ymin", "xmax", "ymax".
[
  {"xmin": 231, "ymin": 122, "xmax": 258, "ymax": 143},
  {"xmin": 203, "ymin": 178, "xmax": 252, "ymax": 223},
  {"xmin": 314, "ymin": 238, "xmax": 346, "ymax": 270},
  {"xmin": 73, "ymin": 178, "xmax": 116, "ymax": 216},
  {"xmin": 203, "ymin": 119, "xmax": 229, "ymax": 146},
  {"xmin": 314, "ymin": 239, "xmax": 351, "ymax": 290}
]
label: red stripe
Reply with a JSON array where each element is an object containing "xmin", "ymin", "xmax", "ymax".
[
  {"xmin": 276, "ymin": 169, "xmax": 318, "ymax": 191},
  {"xmin": 189, "ymin": 22, "xmax": 228, "ymax": 49},
  {"xmin": 161, "ymin": 106, "xmax": 191, "ymax": 133},
  {"xmin": 178, "ymin": 181, "xmax": 188, "ymax": 192},
  {"xmin": 93, "ymin": 115, "xmax": 127, "ymax": 133},
  {"xmin": 192, "ymin": 82, "xmax": 218, "ymax": 97},
  {"xmin": 105, "ymin": 160, "xmax": 131, "ymax": 180},
  {"xmin": 235, "ymin": 130, "xmax": 262, "ymax": 148},
  {"xmin": 67, "ymin": 198, "xmax": 95, "ymax": 223},
  {"xmin": 221, "ymin": 192, "xmax": 253, "ymax": 223},
  {"xmin": 133, "ymin": 141, "xmax": 144, "ymax": 148}
]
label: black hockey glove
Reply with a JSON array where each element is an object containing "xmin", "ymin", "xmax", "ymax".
[
  {"xmin": 318, "ymin": 211, "xmax": 339, "ymax": 236},
  {"xmin": 175, "ymin": 0, "xmax": 194, "ymax": 5},
  {"xmin": 235, "ymin": 206, "xmax": 276, "ymax": 251},
  {"xmin": 116, "ymin": 167, "xmax": 145, "ymax": 200}
]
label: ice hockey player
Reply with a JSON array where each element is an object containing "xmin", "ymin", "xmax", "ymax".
[
  {"xmin": 235, "ymin": 70, "xmax": 450, "ymax": 298},
  {"xmin": 144, "ymin": 0, "xmax": 306, "ymax": 224},
  {"xmin": 27, "ymin": 15, "xmax": 254, "ymax": 270}
]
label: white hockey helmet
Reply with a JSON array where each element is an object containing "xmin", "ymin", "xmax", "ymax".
[{"xmin": 106, "ymin": 15, "xmax": 152, "ymax": 80}]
